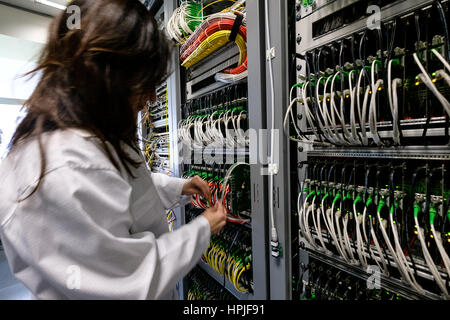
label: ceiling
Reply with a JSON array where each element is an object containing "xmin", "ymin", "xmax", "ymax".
[{"xmin": 0, "ymin": 0, "xmax": 68, "ymax": 17}]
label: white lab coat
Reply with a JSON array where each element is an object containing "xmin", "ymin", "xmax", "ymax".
[{"xmin": 0, "ymin": 128, "xmax": 210, "ymax": 300}]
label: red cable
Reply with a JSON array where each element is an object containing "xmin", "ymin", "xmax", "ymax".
[
  {"xmin": 180, "ymin": 19, "xmax": 247, "ymax": 76},
  {"xmin": 181, "ymin": 21, "xmax": 246, "ymax": 61}
]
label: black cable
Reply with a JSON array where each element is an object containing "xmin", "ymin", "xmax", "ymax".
[
  {"xmin": 317, "ymin": 47, "xmax": 323, "ymax": 75},
  {"xmin": 415, "ymin": 13, "xmax": 421, "ymax": 53},
  {"xmin": 304, "ymin": 53, "xmax": 325, "ymax": 142},
  {"xmin": 387, "ymin": 19, "xmax": 397, "ymax": 64},
  {"xmin": 376, "ymin": 165, "xmax": 393, "ymax": 270},
  {"xmin": 311, "ymin": 51, "xmax": 327, "ymax": 141},
  {"xmin": 363, "ymin": 163, "xmax": 377, "ymax": 264},
  {"xmin": 408, "ymin": 166, "xmax": 427, "ymax": 278},
  {"xmin": 435, "ymin": 0, "xmax": 450, "ymax": 61},
  {"xmin": 414, "ymin": 12, "xmax": 432, "ymax": 144}
]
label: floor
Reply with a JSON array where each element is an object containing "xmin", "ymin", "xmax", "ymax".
[{"xmin": 0, "ymin": 249, "xmax": 30, "ymax": 300}]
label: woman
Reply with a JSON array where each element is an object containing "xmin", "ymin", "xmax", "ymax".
[{"xmin": 0, "ymin": 0, "xmax": 226, "ymax": 299}]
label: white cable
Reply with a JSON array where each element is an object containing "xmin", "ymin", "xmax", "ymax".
[
  {"xmin": 348, "ymin": 70, "xmax": 362, "ymax": 145},
  {"xmin": 341, "ymin": 211, "xmax": 357, "ymax": 263},
  {"xmin": 319, "ymin": 192, "xmax": 334, "ymax": 256},
  {"xmin": 307, "ymin": 195, "xmax": 323, "ymax": 251},
  {"xmin": 334, "ymin": 210, "xmax": 351, "ymax": 261},
  {"xmin": 387, "ymin": 60, "xmax": 401, "ymax": 145},
  {"xmin": 322, "ymin": 76, "xmax": 343, "ymax": 145},
  {"xmin": 430, "ymin": 223, "xmax": 450, "ymax": 279},
  {"xmin": 376, "ymin": 203, "xmax": 414, "ymax": 284},
  {"xmin": 315, "ymin": 77, "xmax": 337, "ymax": 144},
  {"xmin": 389, "ymin": 209, "xmax": 424, "ymax": 294},
  {"xmin": 415, "ymin": 216, "xmax": 450, "ymax": 298},
  {"xmin": 302, "ymin": 83, "xmax": 323, "ymax": 142},
  {"xmin": 356, "ymin": 69, "xmax": 369, "ymax": 146},
  {"xmin": 369, "ymin": 61, "xmax": 383, "ymax": 146},
  {"xmin": 215, "ymin": 70, "xmax": 248, "ymax": 83},
  {"xmin": 353, "ymin": 203, "xmax": 368, "ymax": 267},
  {"xmin": 369, "ymin": 213, "xmax": 390, "ymax": 276},
  {"xmin": 413, "ymin": 53, "xmax": 450, "ymax": 117},
  {"xmin": 330, "ymin": 73, "xmax": 352, "ymax": 146},
  {"xmin": 432, "ymin": 48, "xmax": 450, "ymax": 72},
  {"xmin": 311, "ymin": 194, "xmax": 329, "ymax": 253},
  {"xmin": 264, "ymin": 0, "xmax": 278, "ymax": 249},
  {"xmin": 335, "ymin": 74, "xmax": 359, "ymax": 145},
  {"xmin": 283, "ymin": 97, "xmax": 317, "ymax": 145},
  {"xmin": 298, "ymin": 190, "xmax": 307, "ymax": 239},
  {"xmin": 302, "ymin": 192, "xmax": 320, "ymax": 249},
  {"xmin": 436, "ymin": 69, "xmax": 450, "ymax": 87},
  {"xmin": 330, "ymin": 197, "xmax": 351, "ymax": 262},
  {"xmin": 324, "ymin": 75, "xmax": 347, "ymax": 145},
  {"xmin": 361, "ymin": 206, "xmax": 384, "ymax": 273},
  {"xmin": 324, "ymin": 203, "xmax": 348, "ymax": 261}
]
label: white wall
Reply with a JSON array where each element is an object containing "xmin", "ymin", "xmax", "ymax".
[
  {"xmin": 0, "ymin": 3, "xmax": 52, "ymax": 44},
  {"xmin": 0, "ymin": 4, "xmax": 49, "ymax": 160},
  {"xmin": 0, "ymin": 56, "xmax": 39, "ymax": 100}
]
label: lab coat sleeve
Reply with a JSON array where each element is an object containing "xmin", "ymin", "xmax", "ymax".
[
  {"xmin": 3, "ymin": 165, "xmax": 210, "ymax": 300},
  {"xmin": 151, "ymin": 173, "xmax": 192, "ymax": 209}
]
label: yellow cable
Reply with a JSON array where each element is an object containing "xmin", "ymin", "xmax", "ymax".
[
  {"xmin": 215, "ymin": 250, "xmax": 221, "ymax": 274},
  {"xmin": 214, "ymin": 248, "xmax": 221, "ymax": 274},
  {"xmin": 226, "ymin": 257, "xmax": 234, "ymax": 281},
  {"xmin": 164, "ymin": 84, "xmax": 170, "ymax": 171},
  {"xmin": 206, "ymin": 246, "xmax": 213, "ymax": 268},
  {"xmin": 233, "ymin": 264, "xmax": 242, "ymax": 290},
  {"xmin": 198, "ymin": 0, "xmax": 237, "ymax": 17},
  {"xmin": 235, "ymin": 265, "xmax": 248, "ymax": 292},
  {"xmin": 181, "ymin": 31, "xmax": 246, "ymax": 68},
  {"xmin": 211, "ymin": 246, "xmax": 219, "ymax": 272},
  {"xmin": 218, "ymin": 250, "xmax": 227, "ymax": 275}
]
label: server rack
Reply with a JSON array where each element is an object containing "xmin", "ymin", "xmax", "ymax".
[
  {"xmin": 161, "ymin": 0, "xmax": 270, "ymax": 300},
  {"xmin": 291, "ymin": 0, "xmax": 450, "ymax": 300}
]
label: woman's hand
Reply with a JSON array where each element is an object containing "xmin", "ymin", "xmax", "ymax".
[
  {"xmin": 182, "ymin": 176, "xmax": 211, "ymax": 204},
  {"xmin": 202, "ymin": 202, "xmax": 227, "ymax": 235}
]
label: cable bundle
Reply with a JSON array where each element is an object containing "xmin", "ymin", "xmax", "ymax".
[
  {"xmin": 286, "ymin": 16, "xmax": 450, "ymax": 148},
  {"xmin": 298, "ymin": 161, "xmax": 450, "ymax": 299},
  {"xmin": 180, "ymin": 12, "xmax": 247, "ymax": 83},
  {"xmin": 186, "ymin": 267, "xmax": 236, "ymax": 300},
  {"xmin": 178, "ymin": 107, "xmax": 249, "ymax": 149},
  {"xmin": 167, "ymin": 1, "xmax": 204, "ymax": 45},
  {"xmin": 166, "ymin": 209, "xmax": 176, "ymax": 232},
  {"xmin": 202, "ymin": 227, "xmax": 252, "ymax": 293},
  {"xmin": 183, "ymin": 166, "xmax": 250, "ymax": 224}
]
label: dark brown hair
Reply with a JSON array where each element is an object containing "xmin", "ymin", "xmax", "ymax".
[{"xmin": 10, "ymin": 0, "xmax": 172, "ymax": 199}]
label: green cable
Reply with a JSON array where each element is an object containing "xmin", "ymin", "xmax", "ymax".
[
  {"xmin": 353, "ymin": 194, "xmax": 362, "ymax": 205},
  {"xmin": 366, "ymin": 195, "xmax": 373, "ymax": 208},
  {"xmin": 377, "ymin": 198, "xmax": 386, "ymax": 214},
  {"xmin": 322, "ymin": 191, "xmax": 330, "ymax": 203},
  {"xmin": 429, "ymin": 205, "xmax": 437, "ymax": 226},
  {"xmin": 389, "ymin": 200, "xmax": 399, "ymax": 215},
  {"xmin": 414, "ymin": 202, "xmax": 421, "ymax": 218},
  {"xmin": 343, "ymin": 191, "xmax": 352, "ymax": 202},
  {"xmin": 332, "ymin": 192, "xmax": 342, "ymax": 206},
  {"xmin": 307, "ymin": 190, "xmax": 316, "ymax": 199}
]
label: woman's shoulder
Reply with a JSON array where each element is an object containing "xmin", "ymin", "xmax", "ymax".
[{"xmin": 3, "ymin": 128, "xmax": 119, "ymax": 176}]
